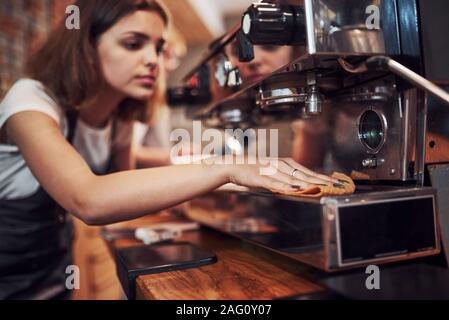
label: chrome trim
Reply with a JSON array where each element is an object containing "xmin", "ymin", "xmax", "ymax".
[
  {"xmin": 416, "ymin": 91, "xmax": 427, "ymax": 185},
  {"xmin": 304, "ymin": 0, "xmax": 316, "ymax": 54},
  {"xmin": 400, "ymin": 92, "xmax": 409, "ymax": 180}
]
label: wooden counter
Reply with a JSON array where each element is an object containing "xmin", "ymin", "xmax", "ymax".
[{"xmin": 104, "ymin": 212, "xmax": 325, "ymax": 300}]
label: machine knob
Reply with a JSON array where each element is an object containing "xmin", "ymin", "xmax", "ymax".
[
  {"xmin": 362, "ymin": 158, "xmax": 385, "ymax": 168},
  {"xmin": 305, "ymin": 86, "xmax": 322, "ymax": 115},
  {"xmin": 305, "ymin": 73, "xmax": 323, "ymax": 116},
  {"xmin": 242, "ymin": 3, "xmax": 306, "ymax": 46}
]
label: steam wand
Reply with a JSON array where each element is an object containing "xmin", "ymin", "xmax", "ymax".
[{"xmin": 342, "ymin": 56, "xmax": 449, "ymax": 106}]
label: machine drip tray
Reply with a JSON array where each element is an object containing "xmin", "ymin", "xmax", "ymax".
[{"xmin": 186, "ymin": 186, "xmax": 440, "ymax": 272}]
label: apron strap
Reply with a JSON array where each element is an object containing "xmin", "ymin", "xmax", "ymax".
[{"xmin": 65, "ymin": 111, "xmax": 78, "ymax": 144}]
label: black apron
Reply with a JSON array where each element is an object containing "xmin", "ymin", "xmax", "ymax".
[{"xmin": 0, "ymin": 112, "xmax": 81, "ymax": 300}]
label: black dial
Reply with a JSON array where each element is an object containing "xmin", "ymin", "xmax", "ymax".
[{"xmin": 242, "ymin": 3, "xmax": 306, "ymax": 46}]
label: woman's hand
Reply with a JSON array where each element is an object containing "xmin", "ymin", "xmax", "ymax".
[{"xmin": 225, "ymin": 157, "xmax": 340, "ymax": 193}]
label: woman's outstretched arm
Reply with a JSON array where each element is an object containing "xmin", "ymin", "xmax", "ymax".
[{"xmin": 6, "ymin": 111, "xmax": 337, "ymax": 225}]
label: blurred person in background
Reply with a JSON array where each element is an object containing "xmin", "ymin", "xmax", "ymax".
[
  {"xmin": 229, "ymin": 43, "xmax": 295, "ymax": 87},
  {"xmin": 228, "ymin": 42, "xmax": 326, "ymax": 169}
]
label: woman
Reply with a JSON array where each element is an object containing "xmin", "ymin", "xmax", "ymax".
[
  {"xmin": 0, "ymin": 0, "xmax": 337, "ymax": 299},
  {"xmin": 132, "ymin": 28, "xmax": 187, "ymax": 168}
]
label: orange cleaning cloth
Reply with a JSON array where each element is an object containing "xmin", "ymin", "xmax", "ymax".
[{"xmin": 272, "ymin": 172, "xmax": 356, "ymax": 198}]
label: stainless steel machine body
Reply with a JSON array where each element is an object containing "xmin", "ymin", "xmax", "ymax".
[{"xmin": 180, "ymin": 0, "xmax": 449, "ymax": 271}]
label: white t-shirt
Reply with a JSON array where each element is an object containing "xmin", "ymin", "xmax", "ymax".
[
  {"xmin": 0, "ymin": 79, "xmax": 132, "ymax": 200},
  {"xmin": 133, "ymin": 107, "xmax": 172, "ymax": 149}
]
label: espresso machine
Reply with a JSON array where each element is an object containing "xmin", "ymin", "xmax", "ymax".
[{"xmin": 179, "ymin": 0, "xmax": 449, "ymax": 272}]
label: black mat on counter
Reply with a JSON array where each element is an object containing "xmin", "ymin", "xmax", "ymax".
[
  {"xmin": 319, "ymin": 263, "xmax": 449, "ymax": 300},
  {"xmin": 115, "ymin": 242, "xmax": 217, "ymax": 299}
]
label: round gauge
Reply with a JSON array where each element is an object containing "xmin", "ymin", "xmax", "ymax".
[
  {"xmin": 214, "ymin": 54, "xmax": 233, "ymax": 87},
  {"xmin": 358, "ymin": 109, "xmax": 387, "ymax": 153}
]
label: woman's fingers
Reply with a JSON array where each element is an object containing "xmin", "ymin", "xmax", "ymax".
[
  {"xmin": 230, "ymin": 157, "xmax": 341, "ymax": 192},
  {"xmin": 260, "ymin": 176, "xmax": 298, "ymax": 194},
  {"xmin": 271, "ymin": 170, "xmax": 312, "ymax": 189},
  {"xmin": 281, "ymin": 158, "xmax": 340, "ymax": 184},
  {"xmin": 274, "ymin": 160, "xmax": 332, "ymax": 186}
]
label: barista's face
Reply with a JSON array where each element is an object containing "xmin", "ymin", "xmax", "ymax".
[
  {"xmin": 96, "ymin": 11, "xmax": 166, "ymax": 100},
  {"xmin": 232, "ymin": 45, "xmax": 293, "ymax": 85}
]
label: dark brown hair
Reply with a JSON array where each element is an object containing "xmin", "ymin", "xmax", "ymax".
[{"xmin": 27, "ymin": 0, "xmax": 168, "ymax": 122}]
